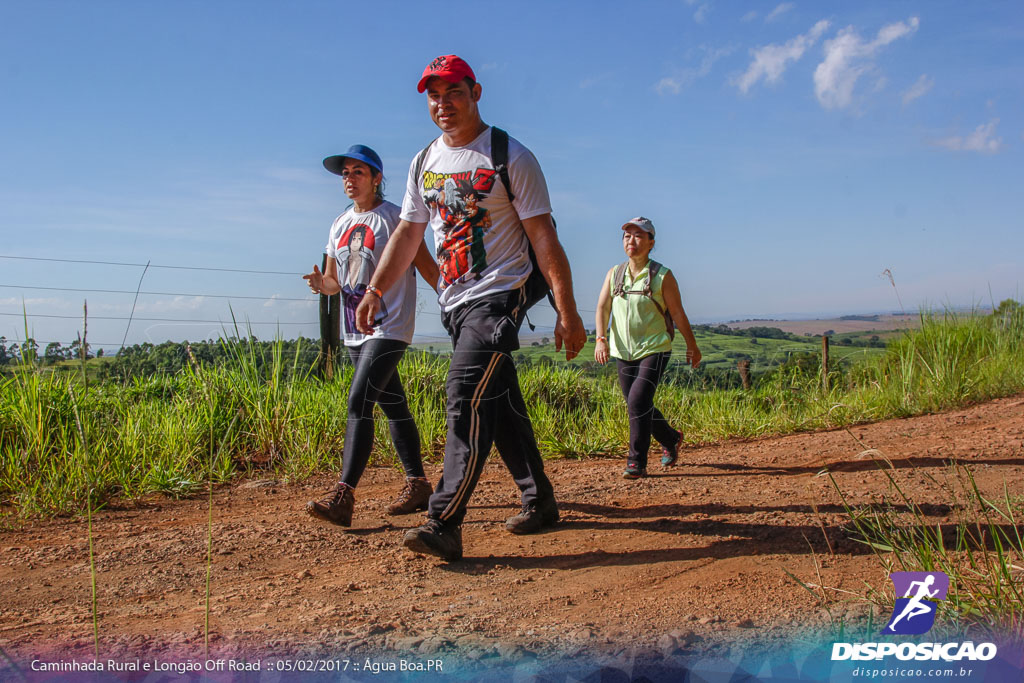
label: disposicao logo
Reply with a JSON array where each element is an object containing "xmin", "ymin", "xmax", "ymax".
[
  {"xmin": 884, "ymin": 571, "xmax": 949, "ymax": 635},
  {"xmin": 831, "ymin": 570, "xmax": 998, "ymax": 663}
]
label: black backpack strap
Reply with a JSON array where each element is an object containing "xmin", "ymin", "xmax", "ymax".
[
  {"xmin": 491, "ymin": 126, "xmax": 514, "ymax": 202},
  {"xmin": 413, "ymin": 140, "xmax": 434, "ymax": 196},
  {"xmin": 495, "ymin": 125, "xmax": 557, "ymax": 316}
]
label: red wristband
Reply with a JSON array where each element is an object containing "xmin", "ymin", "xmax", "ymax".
[{"xmin": 365, "ymin": 285, "xmax": 383, "ymax": 299}]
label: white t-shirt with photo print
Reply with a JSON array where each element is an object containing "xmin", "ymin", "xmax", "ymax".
[{"xmin": 325, "ymin": 200, "xmax": 416, "ymax": 346}]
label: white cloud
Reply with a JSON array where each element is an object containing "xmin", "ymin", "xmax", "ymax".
[
  {"xmin": 932, "ymin": 119, "xmax": 1004, "ymax": 154},
  {"xmin": 741, "ymin": 10, "xmax": 758, "ymax": 22},
  {"xmin": 655, "ymin": 77, "xmax": 682, "ymax": 96},
  {"xmin": 734, "ymin": 19, "xmax": 830, "ymax": 94},
  {"xmin": 901, "ymin": 74, "xmax": 934, "ymax": 106},
  {"xmin": 814, "ymin": 16, "xmax": 919, "ymax": 110},
  {"xmin": 765, "ymin": 3, "xmax": 795, "ymax": 23},
  {"xmin": 656, "ymin": 46, "xmax": 734, "ymax": 95},
  {"xmin": 694, "ymin": 3, "xmax": 711, "ymax": 24}
]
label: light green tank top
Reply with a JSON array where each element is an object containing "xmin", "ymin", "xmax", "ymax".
[{"xmin": 608, "ymin": 261, "xmax": 673, "ymax": 361}]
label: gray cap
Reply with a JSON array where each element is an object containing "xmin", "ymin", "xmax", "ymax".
[{"xmin": 622, "ymin": 216, "xmax": 655, "ymax": 237}]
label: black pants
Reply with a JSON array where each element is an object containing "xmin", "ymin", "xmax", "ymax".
[
  {"xmin": 616, "ymin": 352, "xmax": 679, "ymax": 468},
  {"xmin": 340, "ymin": 338, "xmax": 425, "ymax": 487},
  {"xmin": 429, "ymin": 289, "xmax": 555, "ymax": 526}
]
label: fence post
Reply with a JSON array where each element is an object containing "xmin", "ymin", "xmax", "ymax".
[
  {"xmin": 737, "ymin": 359, "xmax": 751, "ymax": 390},
  {"xmin": 821, "ymin": 335, "xmax": 830, "ymax": 393},
  {"xmin": 318, "ymin": 254, "xmax": 340, "ymax": 379}
]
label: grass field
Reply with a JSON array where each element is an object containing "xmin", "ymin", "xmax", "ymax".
[{"xmin": 2, "ymin": 307, "xmax": 1022, "ymax": 519}]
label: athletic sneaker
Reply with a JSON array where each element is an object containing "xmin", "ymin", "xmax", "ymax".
[
  {"xmin": 622, "ymin": 462, "xmax": 646, "ymax": 479},
  {"xmin": 305, "ymin": 481, "xmax": 355, "ymax": 527},
  {"xmin": 661, "ymin": 430, "xmax": 684, "ymax": 467},
  {"xmin": 505, "ymin": 497, "xmax": 560, "ymax": 535},
  {"xmin": 403, "ymin": 518, "xmax": 463, "ymax": 562},
  {"xmin": 387, "ymin": 477, "xmax": 432, "ymax": 515}
]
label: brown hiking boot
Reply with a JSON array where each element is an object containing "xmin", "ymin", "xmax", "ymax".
[
  {"xmin": 305, "ymin": 482, "xmax": 354, "ymax": 527},
  {"xmin": 505, "ymin": 497, "xmax": 560, "ymax": 535},
  {"xmin": 387, "ymin": 477, "xmax": 432, "ymax": 515}
]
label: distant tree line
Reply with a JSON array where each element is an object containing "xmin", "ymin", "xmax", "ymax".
[
  {"xmin": 0, "ymin": 337, "xmax": 103, "ymax": 367},
  {"xmin": 694, "ymin": 324, "xmax": 804, "ymax": 341},
  {"xmin": 99, "ymin": 337, "xmax": 323, "ymax": 381}
]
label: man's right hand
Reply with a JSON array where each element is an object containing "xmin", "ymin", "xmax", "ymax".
[
  {"xmin": 355, "ymin": 293, "xmax": 381, "ymax": 335},
  {"xmin": 554, "ymin": 309, "xmax": 587, "ymax": 361}
]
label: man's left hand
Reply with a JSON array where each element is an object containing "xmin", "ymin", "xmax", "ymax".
[{"xmin": 554, "ymin": 310, "xmax": 587, "ymax": 361}]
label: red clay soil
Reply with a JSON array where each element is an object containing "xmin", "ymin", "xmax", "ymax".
[{"xmin": 1, "ymin": 395, "xmax": 1022, "ymax": 669}]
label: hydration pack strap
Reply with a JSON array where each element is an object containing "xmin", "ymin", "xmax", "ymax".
[{"xmin": 611, "ymin": 261, "xmax": 673, "ymax": 338}]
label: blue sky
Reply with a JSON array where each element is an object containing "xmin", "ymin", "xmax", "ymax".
[{"xmin": 1, "ymin": 1, "xmax": 1021, "ymax": 351}]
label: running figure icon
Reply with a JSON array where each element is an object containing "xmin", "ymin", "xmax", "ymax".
[
  {"xmin": 887, "ymin": 575, "xmax": 938, "ymax": 631},
  {"xmin": 884, "ymin": 571, "xmax": 949, "ymax": 635}
]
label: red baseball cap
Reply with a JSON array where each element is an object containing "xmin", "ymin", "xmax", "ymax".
[{"xmin": 417, "ymin": 55, "xmax": 476, "ymax": 93}]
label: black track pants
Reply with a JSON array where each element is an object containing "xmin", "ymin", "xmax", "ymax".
[
  {"xmin": 615, "ymin": 352, "xmax": 679, "ymax": 468},
  {"xmin": 340, "ymin": 338, "xmax": 425, "ymax": 487},
  {"xmin": 429, "ymin": 289, "xmax": 554, "ymax": 526}
]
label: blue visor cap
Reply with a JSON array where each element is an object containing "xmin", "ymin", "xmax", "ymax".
[{"xmin": 323, "ymin": 144, "xmax": 383, "ymax": 176}]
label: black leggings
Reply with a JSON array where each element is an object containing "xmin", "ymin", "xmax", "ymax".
[
  {"xmin": 339, "ymin": 339, "xmax": 425, "ymax": 487},
  {"xmin": 615, "ymin": 352, "xmax": 679, "ymax": 467}
]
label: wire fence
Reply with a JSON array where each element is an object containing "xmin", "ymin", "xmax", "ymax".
[{"xmin": 0, "ymin": 253, "xmax": 580, "ymax": 350}]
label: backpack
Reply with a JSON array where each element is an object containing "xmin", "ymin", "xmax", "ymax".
[
  {"xmin": 413, "ymin": 127, "xmax": 555, "ymax": 322},
  {"xmin": 611, "ymin": 260, "xmax": 675, "ymax": 340}
]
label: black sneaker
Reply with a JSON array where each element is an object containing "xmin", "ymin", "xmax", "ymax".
[
  {"xmin": 622, "ymin": 462, "xmax": 646, "ymax": 479},
  {"xmin": 403, "ymin": 518, "xmax": 463, "ymax": 562},
  {"xmin": 306, "ymin": 481, "xmax": 355, "ymax": 527},
  {"xmin": 661, "ymin": 430, "xmax": 684, "ymax": 467},
  {"xmin": 505, "ymin": 497, "xmax": 560, "ymax": 535}
]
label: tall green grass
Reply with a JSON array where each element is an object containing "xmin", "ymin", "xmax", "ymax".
[
  {"xmin": 832, "ymin": 461, "xmax": 1024, "ymax": 639},
  {"xmin": 1, "ymin": 308, "xmax": 1022, "ymax": 518}
]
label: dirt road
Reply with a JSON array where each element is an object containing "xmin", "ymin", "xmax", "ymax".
[{"xmin": 2, "ymin": 395, "xmax": 1022, "ymax": 672}]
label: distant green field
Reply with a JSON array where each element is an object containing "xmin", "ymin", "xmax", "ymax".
[{"xmin": 511, "ymin": 327, "xmax": 886, "ymax": 375}]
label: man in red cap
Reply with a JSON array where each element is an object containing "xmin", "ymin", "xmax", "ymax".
[{"xmin": 355, "ymin": 54, "xmax": 587, "ymax": 561}]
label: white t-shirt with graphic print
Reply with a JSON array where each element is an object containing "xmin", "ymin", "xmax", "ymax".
[
  {"xmin": 325, "ymin": 201, "xmax": 416, "ymax": 346},
  {"xmin": 400, "ymin": 126, "xmax": 552, "ymax": 312}
]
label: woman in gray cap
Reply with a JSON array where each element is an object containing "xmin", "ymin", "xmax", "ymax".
[
  {"xmin": 594, "ymin": 217, "xmax": 702, "ymax": 478},
  {"xmin": 303, "ymin": 144, "xmax": 438, "ymax": 526}
]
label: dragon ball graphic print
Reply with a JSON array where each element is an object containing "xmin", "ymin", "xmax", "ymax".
[{"xmin": 421, "ymin": 171, "xmax": 496, "ymax": 289}]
